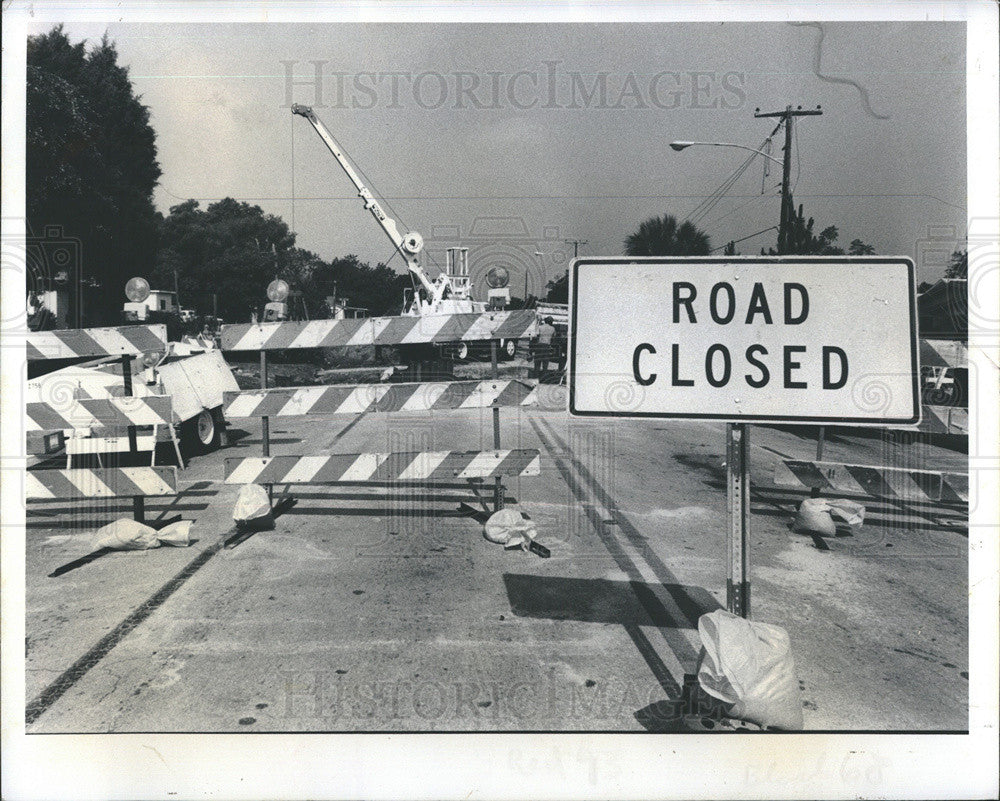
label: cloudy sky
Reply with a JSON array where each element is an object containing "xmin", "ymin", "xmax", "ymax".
[{"xmin": 36, "ymin": 20, "xmax": 966, "ymax": 288}]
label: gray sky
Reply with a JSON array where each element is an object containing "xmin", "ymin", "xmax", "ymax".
[{"xmin": 39, "ymin": 21, "xmax": 966, "ymax": 287}]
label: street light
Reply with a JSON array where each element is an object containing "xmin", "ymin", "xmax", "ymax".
[
  {"xmin": 670, "ymin": 137, "xmax": 790, "ymax": 254},
  {"xmin": 669, "ymin": 140, "xmax": 783, "ymax": 167}
]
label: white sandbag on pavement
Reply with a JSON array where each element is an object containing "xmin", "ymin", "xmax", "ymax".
[
  {"xmin": 484, "ymin": 507, "xmax": 537, "ymax": 546},
  {"xmin": 697, "ymin": 609, "xmax": 804, "ymax": 731},
  {"xmin": 155, "ymin": 520, "xmax": 194, "ymax": 546},
  {"xmin": 792, "ymin": 497, "xmax": 865, "ymax": 536},
  {"xmin": 232, "ymin": 484, "xmax": 274, "ymax": 531},
  {"xmin": 792, "ymin": 497, "xmax": 836, "ymax": 536},
  {"xmin": 483, "ymin": 508, "xmax": 551, "ymax": 557},
  {"xmin": 93, "ymin": 518, "xmax": 194, "ymax": 551},
  {"xmin": 825, "ymin": 498, "xmax": 865, "ymax": 529}
]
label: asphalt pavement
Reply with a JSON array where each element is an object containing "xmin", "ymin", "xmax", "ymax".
[{"xmin": 24, "ymin": 390, "xmax": 968, "ymax": 732}]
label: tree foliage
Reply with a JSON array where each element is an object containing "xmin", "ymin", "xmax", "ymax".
[
  {"xmin": 762, "ymin": 204, "xmax": 875, "ymax": 257},
  {"xmin": 27, "ymin": 26, "xmax": 161, "ymax": 322},
  {"xmin": 544, "ymin": 214, "xmax": 712, "ymax": 302},
  {"xmin": 544, "ymin": 272, "xmax": 569, "ymax": 303},
  {"xmin": 153, "ymin": 199, "xmax": 296, "ymax": 321},
  {"xmin": 305, "ymin": 255, "xmax": 411, "ymax": 318},
  {"xmin": 625, "ymin": 214, "xmax": 711, "ymax": 257},
  {"xmin": 152, "ymin": 198, "xmax": 411, "ymax": 320},
  {"xmin": 944, "ymin": 250, "xmax": 967, "ymax": 279}
]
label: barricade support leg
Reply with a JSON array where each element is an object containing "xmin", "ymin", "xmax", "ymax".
[
  {"xmin": 491, "ymin": 340, "xmax": 505, "ymax": 513},
  {"xmin": 260, "ymin": 349, "xmax": 273, "ymax": 506},
  {"xmin": 121, "ymin": 354, "xmax": 144, "ymax": 524}
]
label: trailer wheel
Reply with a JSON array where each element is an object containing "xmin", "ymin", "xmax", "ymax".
[
  {"xmin": 181, "ymin": 407, "xmax": 221, "ymax": 453},
  {"xmin": 500, "ymin": 339, "xmax": 518, "ymax": 361},
  {"xmin": 454, "ymin": 342, "xmax": 470, "ymax": 361}
]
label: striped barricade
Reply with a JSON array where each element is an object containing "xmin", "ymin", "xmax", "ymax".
[
  {"xmin": 25, "ymin": 395, "xmax": 175, "ymax": 432},
  {"xmin": 773, "ymin": 459, "xmax": 968, "ymax": 504},
  {"xmin": 219, "ymin": 314, "xmax": 542, "ymax": 521},
  {"xmin": 908, "ymin": 405, "xmax": 968, "ymax": 436},
  {"xmin": 919, "ymin": 338, "xmax": 967, "ymax": 369},
  {"xmin": 27, "ymin": 324, "xmax": 168, "ymax": 362},
  {"xmin": 222, "ymin": 378, "xmax": 541, "ymax": 513},
  {"xmin": 25, "ymin": 395, "xmax": 182, "ymax": 467},
  {"xmin": 26, "ymin": 466, "xmax": 177, "ymax": 514},
  {"xmin": 914, "ymin": 339, "xmax": 968, "ymax": 437},
  {"xmin": 223, "ymin": 380, "xmax": 537, "ymax": 418},
  {"xmin": 225, "ymin": 450, "xmax": 541, "ymax": 485},
  {"xmin": 220, "ymin": 310, "xmax": 537, "ymax": 351},
  {"xmin": 25, "ymin": 325, "xmax": 178, "ymax": 522}
]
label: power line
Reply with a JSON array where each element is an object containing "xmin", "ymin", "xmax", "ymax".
[{"xmin": 710, "ymin": 225, "xmax": 779, "ymax": 253}]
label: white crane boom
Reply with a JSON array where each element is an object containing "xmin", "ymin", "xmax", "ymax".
[{"xmin": 291, "ymin": 103, "xmax": 447, "ymax": 307}]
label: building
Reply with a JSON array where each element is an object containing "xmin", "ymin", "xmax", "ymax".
[{"xmin": 123, "ymin": 289, "xmax": 179, "ymax": 321}]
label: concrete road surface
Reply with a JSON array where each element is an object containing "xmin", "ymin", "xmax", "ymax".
[{"xmin": 24, "ymin": 399, "xmax": 968, "ymax": 732}]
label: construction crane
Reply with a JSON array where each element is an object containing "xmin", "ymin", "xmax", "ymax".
[{"xmin": 291, "ymin": 104, "xmax": 485, "ymax": 316}]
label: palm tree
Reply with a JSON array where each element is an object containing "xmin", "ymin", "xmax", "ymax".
[{"xmin": 625, "ymin": 214, "xmax": 711, "ymax": 256}]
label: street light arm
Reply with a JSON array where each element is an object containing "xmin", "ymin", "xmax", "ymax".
[{"xmin": 670, "ymin": 140, "xmax": 783, "ymax": 167}]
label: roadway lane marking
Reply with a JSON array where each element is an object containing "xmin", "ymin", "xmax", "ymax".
[
  {"xmin": 25, "ymin": 535, "xmax": 231, "ymax": 725},
  {"xmin": 528, "ymin": 416, "xmax": 718, "ymax": 697}
]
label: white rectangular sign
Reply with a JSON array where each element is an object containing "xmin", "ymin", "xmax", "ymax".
[{"xmin": 569, "ymin": 257, "xmax": 920, "ymax": 424}]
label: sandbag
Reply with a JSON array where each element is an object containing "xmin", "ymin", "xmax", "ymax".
[
  {"xmin": 484, "ymin": 507, "xmax": 537, "ymax": 546},
  {"xmin": 155, "ymin": 520, "xmax": 194, "ymax": 547},
  {"xmin": 233, "ymin": 484, "xmax": 274, "ymax": 531},
  {"xmin": 792, "ymin": 497, "xmax": 865, "ymax": 535},
  {"xmin": 826, "ymin": 498, "xmax": 865, "ymax": 529},
  {"xmin": 791, "ymin": 497, "xmax": 837, "ymax": 536},
  {"xmin": 92, "ymin": 519, "xmax": 194, "ymax": 550},
  {"xmin": 697, "ymin": 610, "xmax": 803, "ymax": 730},
  {"xmin": 93, "ymin": 519, "xmax": 160, "ymax": 550}
]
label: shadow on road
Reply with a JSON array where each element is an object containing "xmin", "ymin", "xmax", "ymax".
[{"xmin": 503, "ymin": 573, "xmax": 720, "ymax": 629}]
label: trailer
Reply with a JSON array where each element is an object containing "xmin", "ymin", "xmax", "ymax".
[{"xmin": 27, "ymin": 340, "xmax": 239, "ymax": 463}]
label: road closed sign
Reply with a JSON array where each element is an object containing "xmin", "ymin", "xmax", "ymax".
[{"xmin": 569, "ymin": 257, "xmax": 920, "ymax": 424}]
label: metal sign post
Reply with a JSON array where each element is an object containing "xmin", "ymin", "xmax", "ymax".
[
  {"xmin": 726, "ymin": 423, "xmax": 751, "ymax": 617},
  {"xmin": 568, "ymin": 256, "xmax": 921, "ymax": 623}
]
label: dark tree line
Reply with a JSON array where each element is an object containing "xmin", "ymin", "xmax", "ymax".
[
  {"xmin": 151, "ymin": 199, "xmax": 410, "ymax": 320},
  {"xmin": 545, "ymin": 208, "xmax": 876, "ymax": 303},
  {"xmin": 28, "ymin": 26, "xmax": 161, "ymax": 323},
  {"xmin": 27, "ymin": 26, "xmax": 414, "ymax": 325}
]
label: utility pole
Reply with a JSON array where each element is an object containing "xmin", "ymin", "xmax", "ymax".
[
  {"xmin": 565, "ymin": 239, "xmax": 587, "ymax": 259},
  {"xmin": 753, "ymin": 105, "xmax": 822, "ymax": 254}
]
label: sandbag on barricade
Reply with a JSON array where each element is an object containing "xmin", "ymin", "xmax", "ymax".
[
  {"xmin": 93, "ymin": 518, "xmax": 194, "ymax": 551},
  {"xmin": 697, "ymin": 609, "xmax": 804, "ymax": 731},
  {"xmin": 232, "ymin": 484, "xmax": 274, "ymax": 532}
]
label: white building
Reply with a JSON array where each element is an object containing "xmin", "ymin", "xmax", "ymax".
[
  {"xmin": 146, "ymin": 290, "xmax": 178, "ymax": 313},
  {"xmin": 123, "ymin": 289, "xmax": 178, "ymax": 320}
]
